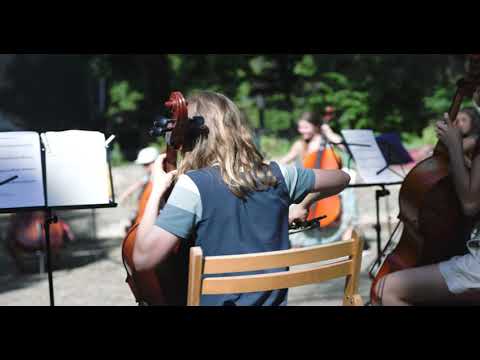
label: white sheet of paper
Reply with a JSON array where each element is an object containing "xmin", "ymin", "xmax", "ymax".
[
  {"xmin": 42, "ymin": 130, "xmax": 112, "ymax": 208},
  {"xmin": 341, "ymin": 129, "xmax": 403, "ymax": 184},
  {"xmin": 0, "ymin": 132, "xmax": 46, "ymax": 209}
]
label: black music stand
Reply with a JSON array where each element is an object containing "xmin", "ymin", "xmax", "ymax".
[
  {"xmin": 331, "ymin": 140, "xmax": 371, "ymax": 171},
  {"xmin": 371, "ymin": 134, "xmax": 412, "ymax": 264},
  {"xmin": 0, "ymin": 138, "xmax": 117, "ymax": 307},
  {"xmin": 348, "ymin": 181, "xmax": 403, "ymax": 266},
  {"xmin": 343, "ymin": 133, "xmax": 411, "ymax": 265},
  {"xmin": 376, "ymin": 133, "xmax": 413, "ymax": 178}
]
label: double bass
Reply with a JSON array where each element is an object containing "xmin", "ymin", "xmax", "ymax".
[
  {"xmin": 371, "ymin": 54, "xmax": 480, "ymax": 305},
  {"xmin": 121, "ymin": 92, "xmax": 208, "ymax": 306}
]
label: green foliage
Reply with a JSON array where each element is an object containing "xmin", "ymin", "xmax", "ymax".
[
  {"xmin": 402, "ymin": 124, "xmax": 437, "ymax": 149},
  {"xmin": 147, "ymin": 137, "xmax": 166, "ymax": 153},
  {"xmin": 249, "ymin": 56, "xmax": 275, "ymax": 76},
  {"xmin": 89, "ymin": 54, "xmax": 472, "ymax": 164},
  {"xmin": 259, "ymin": 135, "xmax": 293, "ymax": 160},
  {"xmin": 264, "ymin": 109, "xmax": 292, "ymax": 132},
  {"xmin": 294, "ymin": 55, "xmax": 317, "ymax": 77},
  {"xmin": 322, "ymin": 73, "xmax": 370, "ymax": 129},
  {"xmin": 424, "ymin": 86, "xmax": 475, "ymax": 118},
  {"xmin": 291, "ymin": 71, "xmax": 370, "ymax": 130},
  {"xmin": 107, "ymin": 81, "xmax": 144, "ymax": 119},
  {"xmin": 168, "ymin": 54, "xmax": 183, "ymax": 74},
  {"xmin": 424, "ymin": 87, "xmax": 456, "ymax": 115},
  {"xmin": 110, "ymin": 143, "xmax": 128, "ymax": 167}
]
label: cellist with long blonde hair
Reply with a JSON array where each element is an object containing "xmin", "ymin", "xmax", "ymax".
[{"xmin": 131, "ymin": 91, "xmax": 351, "ymax": 306}]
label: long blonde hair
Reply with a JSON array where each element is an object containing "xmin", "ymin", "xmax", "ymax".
[{"xmin": 176, "ymin": 91, "xmax": 278, "ymax": 198}]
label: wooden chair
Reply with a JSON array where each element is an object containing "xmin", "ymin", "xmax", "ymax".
[{"xmin": 187, "ymin": 231, "xmax": 364, "ymax": 306}]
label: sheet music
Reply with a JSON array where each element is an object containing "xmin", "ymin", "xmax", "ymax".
[
  {"xmin": 0, "ymin": 132, "xmax": 46, "ymax": 209},
  {"xmin": 43, "ymin": 130, "xmax": 112, "ymax": 208},
  {"xmin": 342, "ymin": 129, "xmax": 403, "ymax": 184}
]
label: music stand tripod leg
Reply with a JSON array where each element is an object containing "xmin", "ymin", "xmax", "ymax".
[
  {"xmin": 374, "ymin": 186, "xmax": 390, "ymax": 266},
  {"xmin": 43, "ymin": 209, "xmax": 58, "ymax": 307}
]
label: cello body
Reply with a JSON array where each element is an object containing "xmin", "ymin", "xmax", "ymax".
[
  {"xmin": 122, "ymin": 179, "xmax": 191, "ymax": 305},
  {"xmin": 133, "ymin": 181, "xmax": 153, "ymax": 225},
  {"xmin": 372, "ymin": 149, "xmax": 471, "ymax": 289},
  {"xmin": 303, "ymin": 145, "xmax": 342, "ymax": 227},
  {"xmin": 122, "ymin": 222, "xmax": 190, "ymax": 306},
  {"xmin": 122, "ymin": 180, "xmax": 163, "ymax": 305}
]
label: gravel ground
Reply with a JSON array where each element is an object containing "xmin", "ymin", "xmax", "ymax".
[{"xmin": 0, "ymin": 164, "xmax": 403, "ymax": 306}]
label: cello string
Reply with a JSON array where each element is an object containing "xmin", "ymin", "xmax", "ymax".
[
  {"xmin": 385, "ymin": 194, "xmax": 393, "ymax": 238},
  {"xmin": 368, "ymin": 220, "xmax": 402, "ymax": 278}
]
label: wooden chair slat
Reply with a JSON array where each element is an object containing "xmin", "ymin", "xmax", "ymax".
[
  {"xmin": 202, "ymin": 260, "xmax": 352, "ymax": 295},
  {"xmin": 203, "ymin": 240, "xmax": 354, "ymax": 275}
]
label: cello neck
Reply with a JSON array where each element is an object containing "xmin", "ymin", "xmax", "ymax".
[
  {"xmin": 432, "ymin": 53, "xmax": 480, "ymax": 156},
  {"xmin": 433, "ymin": 87, "xmax": 466, "ymax": 156}
]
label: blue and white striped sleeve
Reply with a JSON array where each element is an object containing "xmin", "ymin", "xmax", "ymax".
[
  {"xmin": 155, "ymin": 175, "xmax": 202, "ymax": 240},
  {"xmin": 277, "ymin": 163, "xmax": 315, "ymax": 205}
]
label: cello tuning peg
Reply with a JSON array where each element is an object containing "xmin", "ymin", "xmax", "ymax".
[
  {"xmin": 150, "ymin": 117, "xmax": 173, "ymax": 137},
  {"xmin": 191, "ymin": 116, "xmax": 205, "ymax": 126},
  {"xmin": 199, "ymin": 125, "xmax": 209, "ymax": 135},
  {"xmin": 153, "ymin": 117, "xmax": 172, "ymax": 128}
]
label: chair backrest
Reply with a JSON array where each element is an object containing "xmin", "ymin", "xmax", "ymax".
[{"xmin": 187, "ymin": 231, "xmax": 364, "ymax": 306}]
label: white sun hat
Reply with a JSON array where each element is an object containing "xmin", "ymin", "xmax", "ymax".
[{"xmin": 135, "ymin": 147, "xmax": 160, "ymax": 165}]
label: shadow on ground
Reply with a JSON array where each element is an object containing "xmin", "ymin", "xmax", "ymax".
[
  {"xmin": 0, "ymin": 236, "xmax": 123, "ymax": 295},
  {"xmin": 0, "ymin": 209, "xmax": 126, "ymax": 296}
]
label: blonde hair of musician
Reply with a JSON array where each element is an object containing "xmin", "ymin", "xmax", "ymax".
[{"xmin": 176, "ymin": 91, "xmax": 277, "ymax": 198}]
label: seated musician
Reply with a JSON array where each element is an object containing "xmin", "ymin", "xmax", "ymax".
[
  {"xmin": 7, "ymin": 211, "xmax": 74, "ymax": 260},
  {"xmin": 281, "ymin": 108, "xmax": 356, "ymax": 246},
  {"xmin": 376, "ymin": 105, "xmax": 480, "ymax": 306},
  {"xmin": 132, "ymin": 91, "xmax": 351, "ymax": 306},
  {"xmin": 280, "ymin": 108, "xmax": 343, "ymax": 166}
]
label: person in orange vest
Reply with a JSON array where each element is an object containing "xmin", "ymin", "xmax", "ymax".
[
  {"xmin": 282, "ymin": 107, "xmax": 358, "ymax": 247},
  {"xmin": 7, "ymin": 211, "xmax": 75, "ymax": 272}
]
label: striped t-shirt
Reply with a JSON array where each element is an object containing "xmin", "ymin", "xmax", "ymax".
[
  {"xmin": 155, "ymin": 162, "xmax": 315, "ymax": 306},
  {"xmin": 155, "ymin": 163, "xmax": 315, "ymax": 240}
]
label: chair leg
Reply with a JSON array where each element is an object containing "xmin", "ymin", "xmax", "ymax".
[
  {"xmin": 187, "ymin": 247, "xmax": 204, "ymax": 306},
  {"xmin": 344, "ymin": 294, "xmax": 364, "ymax": 307}
]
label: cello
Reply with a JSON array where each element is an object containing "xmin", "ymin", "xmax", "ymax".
[
  {"xmin": 371, "ymin": 54, "xmax": 480, "ymax": 305},
  {"xmin": 130, "ymin": 181, "xmax": 153, "ymax": 227},
  {"xmin": 122, "ymin": 91, "xmax": 208, "ymax": 306},
  {"xmin": 303, "ymin": 140, "xmax": 343, "ymax": 227}
]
